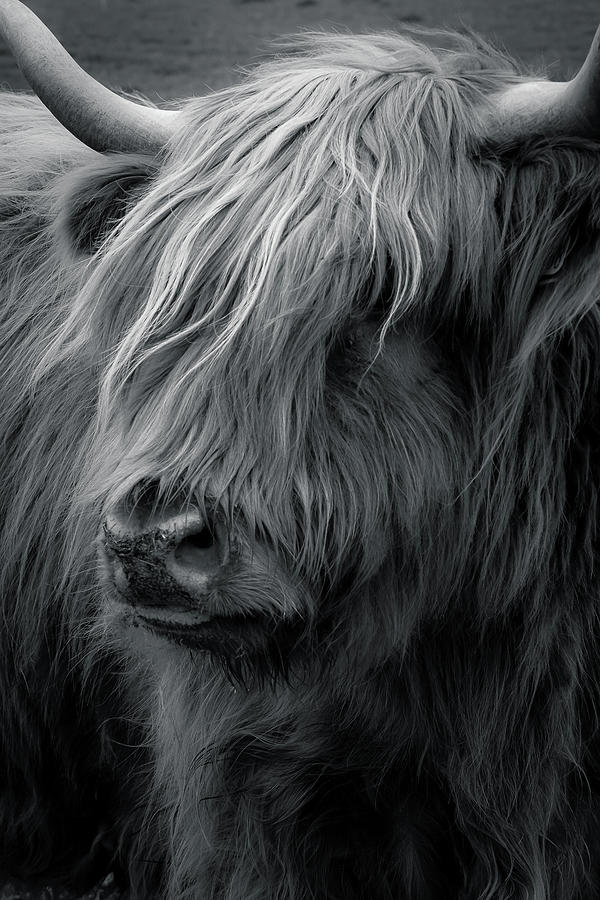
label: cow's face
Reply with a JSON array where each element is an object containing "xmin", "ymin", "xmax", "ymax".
[
  {"xmin": 49, "ymin": 49, "xmax": 502, "ymax": 679},
  {"xmin": 95, "ymin": 300, "xmax": 466, "ymax": 675}
]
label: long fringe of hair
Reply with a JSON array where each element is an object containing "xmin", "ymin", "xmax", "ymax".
[{"xmin": 1, "ymin": 29, "xmax": 600, "ymax": 900}]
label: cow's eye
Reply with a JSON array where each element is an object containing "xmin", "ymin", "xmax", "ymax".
[
  {"xmin": 345, "ymin": 330, "xmax": 358, "ymax": 350},
  {"xmin": 327, "ymin": 328, "xmax": 361, "ymax": 365}
]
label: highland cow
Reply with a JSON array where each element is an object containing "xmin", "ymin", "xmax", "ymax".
[{"xmin": 1, "ymin": 2, "xmax": 600, "ymax": 898}]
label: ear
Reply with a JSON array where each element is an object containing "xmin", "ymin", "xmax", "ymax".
[{"xmin": 53, "ymin": 153, "xmax": 158, "ymax": 257}]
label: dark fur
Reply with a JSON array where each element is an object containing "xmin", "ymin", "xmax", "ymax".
[{"xmin": 1, "ymin": 30, "xmax": 600, "ymax": 900}]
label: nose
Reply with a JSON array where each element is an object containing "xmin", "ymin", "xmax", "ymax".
[{"xmin": 103, "ymin": 493, "xmax": 231, "ymax": 608}]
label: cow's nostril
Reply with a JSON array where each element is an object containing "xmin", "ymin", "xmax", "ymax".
[
  {"xmin": 173, "ymin": 528, "xmax": 219, "ymax": 572},
  {"xmin": 183, "ymin": 528, "xmax": 215, "ymax": 551},
  {"xmin": 163, "ymin": 524, "xmax": 224, "ymax": 601}
]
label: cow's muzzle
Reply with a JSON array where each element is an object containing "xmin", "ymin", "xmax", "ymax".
[
  {"xmin": 99, "ymin": 486, "xmax": 311, "ymax": 663},
  {"xmin": 102, "ymin": 497, "xmax": 236, "ymax": 614}
]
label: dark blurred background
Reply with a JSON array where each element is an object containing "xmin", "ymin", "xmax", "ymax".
[{"xmin": 0, "ymin": 0, "xmax": 597, "ymax": 101}]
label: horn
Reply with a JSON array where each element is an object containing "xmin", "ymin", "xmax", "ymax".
[
  {"xmin": 484, "ymin": 25, "xmax": 600, "ymax": 145},
  {"xmin": 0, "ymin": 0, "xmax": 180, "ymax": 153}
]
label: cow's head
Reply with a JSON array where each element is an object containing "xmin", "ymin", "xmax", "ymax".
[{"xmin": 4, "ymin": 1, "xmax": 600, "ymax": 682}]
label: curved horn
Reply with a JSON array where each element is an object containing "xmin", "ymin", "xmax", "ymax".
[
  {"xmin": 484, "ymin": 25, "xmax": 600, "ymax": 145},
  {"xmin": 0, "ymin": 0, "xmax": 180, "ymax": 153}
]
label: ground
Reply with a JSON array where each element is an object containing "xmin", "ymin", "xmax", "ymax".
[
  {"xmin": 0, "ymin": 0, "xmax": 598, "ymax": 100},
  {"xmin": 0, "ymin": 875, "xmax": 121, "ymax": 900}
]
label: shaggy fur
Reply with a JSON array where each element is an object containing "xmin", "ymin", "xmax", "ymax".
[{"xmin": 1, "ymin": 29, "xmax": 600, "ymax": 900}]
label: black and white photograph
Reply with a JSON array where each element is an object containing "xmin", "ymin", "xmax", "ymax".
[{"xmin": 0, "ymin": 0, "xmax": 598, "ymax": 897}]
